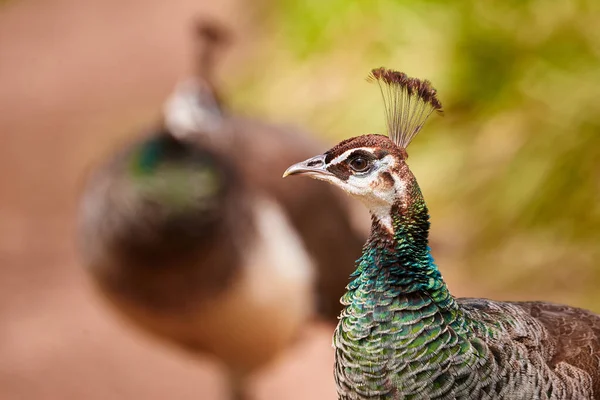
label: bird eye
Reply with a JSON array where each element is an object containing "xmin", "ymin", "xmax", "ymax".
[{"xmin": 349, "ymin": 157, "xmax": 370, "ymax": 172}]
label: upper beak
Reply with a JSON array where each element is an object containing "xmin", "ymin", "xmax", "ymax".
[{"xmin": 282, "ymin": 154, "xmax": 331, "ymax": 178}]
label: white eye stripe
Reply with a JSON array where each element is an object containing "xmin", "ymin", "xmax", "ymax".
[{"xmin": 328, "ymin": 147, "xmax": 377, "ymax": 166}]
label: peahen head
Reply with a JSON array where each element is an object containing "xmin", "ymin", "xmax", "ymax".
[{"xmin": 284, "ymin": 68, "xmax": 443, "ymax": 233}]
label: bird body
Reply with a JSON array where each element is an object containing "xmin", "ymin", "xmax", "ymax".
[
  {"xmin": 79, "ymin": 108, "xmax": 365, "ymax": 398},
  {"xmin": 284, "ymin": 68, "xmax": 600, "ymax": 399},
  {"xmin": 77, "ymin": 21, "xmax": 365, "ymax": 400},
  {"xmin": 331, "ymin": 155, "xmax": 599, "ymax": 398},
  {"xmin": 79, "ymin": 111, "xmax": 364, "ymax": 371}
]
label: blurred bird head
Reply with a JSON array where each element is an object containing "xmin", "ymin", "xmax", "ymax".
[
  {"xmin": 78, "ymin": 22, "xmax": 243, "ymax": 302},
  {"xmin": 162, "ymin": 18, "xmax": 231, "ymax": 140}
]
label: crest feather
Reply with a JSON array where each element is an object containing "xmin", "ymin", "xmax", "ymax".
[{"xmin": 367, "ymin": 67, "xmax": 443, "ymax": 149}]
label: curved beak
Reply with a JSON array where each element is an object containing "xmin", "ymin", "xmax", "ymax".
[{"xmin": 282, "ymin": 154, "xmax": 332, "ymax": 178}]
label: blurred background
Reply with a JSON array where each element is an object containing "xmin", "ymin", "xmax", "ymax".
[{"xmin": 1, "ymin": 0, "xmax": 598, "ymax": 399}]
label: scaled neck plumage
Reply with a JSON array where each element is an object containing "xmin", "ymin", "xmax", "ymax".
[{"xmin": 348, "ymin": 170, "xmax": 460, "ymax": 316}]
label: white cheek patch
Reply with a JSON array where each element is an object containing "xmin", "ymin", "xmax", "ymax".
[
  {"xmin": 328, "ymin": 151, "xmax": 406, "ymax": 234},
  {"xmin": 348, "ymin": 155, "xmax": 405, "ymax": 234},
  {"xmin": 341, "ymin": 175, "xmax": 372, "ymax": 196},
  {"xmin": 368, "ymin": 180, "xmax": 406, "ymax": 234}
]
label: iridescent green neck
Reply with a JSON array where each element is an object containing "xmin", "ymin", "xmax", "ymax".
[
  {"xmin": 130, "ymin": 136, "xmax": 164, "ymax": 176},
  {"xmin": 127, "ymin": 134, "xmax": 221, "ymax": 211},
  {"xmin": 335, "ymin": 180, "xmax": 492, "ymax": 399},
  {"xmin": 344, "ymin": 182, "xmax": 460, "ymax": 319}
]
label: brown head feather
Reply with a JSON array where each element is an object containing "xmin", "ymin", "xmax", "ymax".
[{"xmin": 324, "ymin": 134, "xmax": 403, "ymax": 163}]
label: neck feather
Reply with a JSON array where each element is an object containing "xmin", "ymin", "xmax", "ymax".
[
  {"xmin": 335, "ymin": 170, "xmax": 492, "ymax": 399},
  {"xmin": 346, "ymin": 175, "xmax": 458, "ymax": 313},
  {"xmin": 130, "ymin": 133, "xmax": 180, "ymax": 176}
]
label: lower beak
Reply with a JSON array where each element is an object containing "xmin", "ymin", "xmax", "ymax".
[{"xmin": 282, "ymin": 154, "xmax": 332, "ymax": 178}]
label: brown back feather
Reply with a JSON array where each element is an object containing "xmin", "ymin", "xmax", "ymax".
[{"xmin": 514, "ymin": 301, "xmax": 600, "ymax": 394}]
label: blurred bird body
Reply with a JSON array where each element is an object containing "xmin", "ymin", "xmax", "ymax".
[
  {"xmin": 284, "ymin": 68, "xmax": 600, "ymax": 399},
  {"xmin": 82, "ymin": 133, "xmax": 316, "ymax": 372},
  {"xmin": 78, "ymin": 21, "xmax": 365, "ymax": 400}
]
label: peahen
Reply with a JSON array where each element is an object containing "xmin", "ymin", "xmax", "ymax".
[
  {"xmin": 77, "ymin": 21, "xmax": 365, "ymax": 400},
  {"xmin": 284, "ymin": 67, "xmax": 600, "ymax": 399}
]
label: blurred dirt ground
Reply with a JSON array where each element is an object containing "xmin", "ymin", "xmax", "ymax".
[{"xmin": 0, "ymin": 0, "xmax": 337, "ymax": 399}]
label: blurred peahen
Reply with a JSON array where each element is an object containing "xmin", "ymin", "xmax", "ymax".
[
  {"xmin": 77, "ymin": 20, "xmax": 365, "ymax": 400},
  {"xmin": 284, "ymin": 68, "xmax": 600, "ymax": 399}
]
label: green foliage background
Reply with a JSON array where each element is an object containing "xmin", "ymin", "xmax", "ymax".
[{"xmin": 230, "ymin": 0, "xmax": 600, "ymax": 308}]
